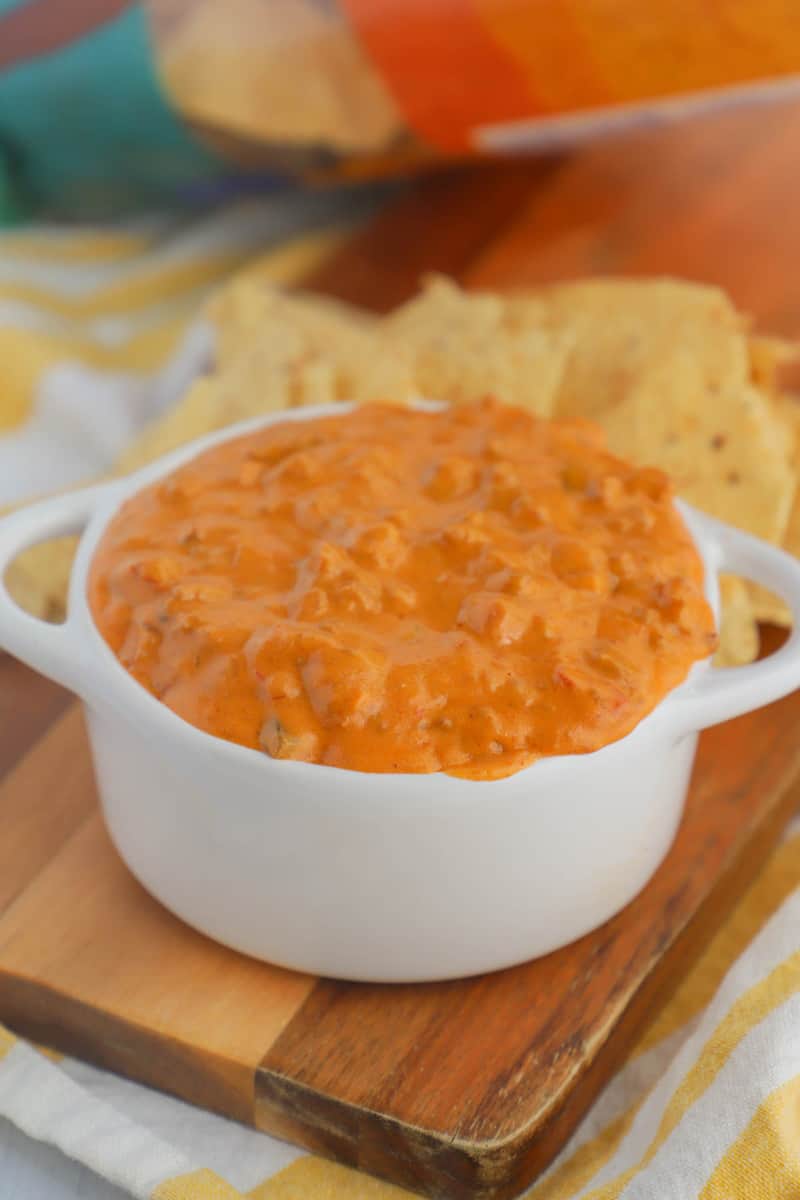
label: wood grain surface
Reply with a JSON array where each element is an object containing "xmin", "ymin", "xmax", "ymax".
[{"xmin": 1, "ymin": 93, "xmax": 800, "ymax": 1199}]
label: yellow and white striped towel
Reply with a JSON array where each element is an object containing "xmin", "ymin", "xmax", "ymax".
[
  {"xmin": 0, "ymin": 192, "xmax": 371, "ymax": 506},
  {"xmin": 1, "ymin": 206, "xmax": 800, "ymax": 1199}
]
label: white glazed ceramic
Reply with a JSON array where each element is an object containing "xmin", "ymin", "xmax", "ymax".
[{"xmin": 2, "ymin": 403, "xmax": 800, "ymax": 983}]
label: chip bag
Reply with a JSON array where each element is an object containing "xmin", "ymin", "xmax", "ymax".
[{"xmin": 2, "ymin": 0, "xmax": 800, "ymax": 220}]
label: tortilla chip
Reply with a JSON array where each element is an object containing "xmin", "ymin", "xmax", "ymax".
[
  {"xmin": 120, "ymin": 283, "xmax": 376, "ymax": 471},
  {"xmin": 4, "ymin": 536, "xmax": 77, "ymax": 623},
  {"xmin": 150, "ymin": 0, "xmax": 402, "ymax": 152},
  {"xmin": 603, "ymin": 381, "xmax": 793, "ymax": 543},
  {"xmin": 739, "ymin": 390, "xmax": 800, "ymax": 626},
  {"xmin": 120, "ymin": 356, "xmax": 300, "ymax": 473},
  {"xmin": 715, "ymin": 575, "xmax": 760, "ymax": 667},
  {"xmin": 209, "ymin": 277, "xmax": 376, "ymax": 372},
  {"xmin": 355, "ymin": 275, "xmax": 573, "ymax": 413},
  {"xmin": 512, "ymin": 278, "xmax": 747, "ymax": 419},
  {"xmin": 518, "ymin": 279, "xmax": 797, "ymax": 545}
]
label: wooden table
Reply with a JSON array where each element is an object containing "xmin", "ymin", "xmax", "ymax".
[{"xmin": 2, "ymin": 91, "xmax": 800, "ymax": 1200}]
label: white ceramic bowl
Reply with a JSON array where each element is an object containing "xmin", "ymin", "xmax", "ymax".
[{"xmin": 2, "ymin": 403, "xmax": 800, "ymax": 983}]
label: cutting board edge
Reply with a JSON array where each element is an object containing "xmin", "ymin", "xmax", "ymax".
[
  {"xmin": 0, "ymin": 969, "xmax": 257, "ymax": 1126},
  {"xmin": 254, "ymin": 1066, "xmax": 535, "ymax": 1200}
]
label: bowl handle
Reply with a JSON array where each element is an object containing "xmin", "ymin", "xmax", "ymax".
[
  {"xmin": 0, "ymin": 483, "xmax": 114, "ymax": 695},
  {"xmin": 668, "ymin": 508, "xmax": 800, "ymax": 736}
]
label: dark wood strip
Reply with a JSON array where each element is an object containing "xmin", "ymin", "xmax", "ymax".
[{"xmin": 0, "ymin": 655, "xmax": 70, "ymax": 783}]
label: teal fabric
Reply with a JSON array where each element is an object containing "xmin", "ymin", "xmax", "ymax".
[{"xmin": 0, "ymin": 1, "xmax": 228, "ymax": 221}]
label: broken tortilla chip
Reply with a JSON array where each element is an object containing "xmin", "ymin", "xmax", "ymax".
[
  {"xmin": 354, "ymin": 275, "xmax": 573, "ymax": 414},
  {"xmin": 514, "ymin": 279, "xmax": 797, "ymax": 546},
  {"xmin": 715, "ymin": 575, "xmax": 760, "ymax": 666}
]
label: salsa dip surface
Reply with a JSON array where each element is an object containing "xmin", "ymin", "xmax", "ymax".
[{"xmin": 89, "ymin": 400, "xmax": 718, "ymax": 779}]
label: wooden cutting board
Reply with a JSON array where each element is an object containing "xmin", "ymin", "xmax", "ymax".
[{"xmin": 0, "ymin": 643, "xmax": 799, "ymax": 1200}]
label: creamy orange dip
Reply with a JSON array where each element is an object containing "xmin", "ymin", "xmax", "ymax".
[{"xmin": 89, "ymin": 400, "xmax": 717, "ymax": 778}]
